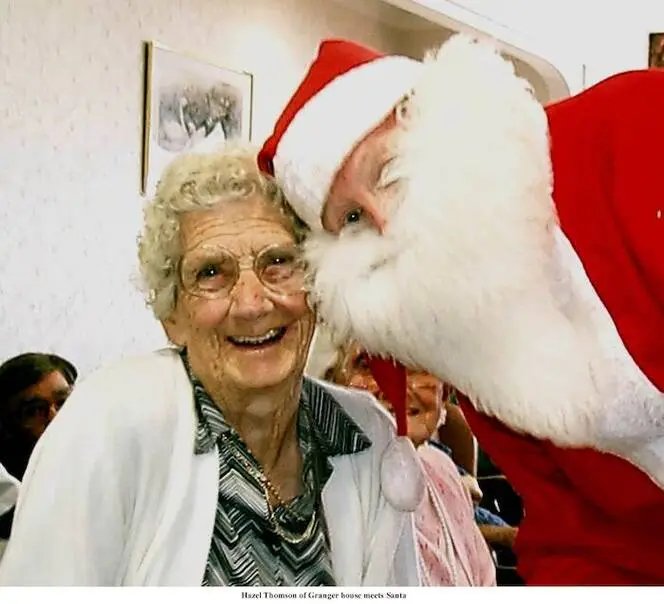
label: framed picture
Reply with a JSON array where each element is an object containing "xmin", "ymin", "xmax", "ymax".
[
  {"xmin": 141, "ymin": 42, "xmax": 254, "ymax": 195},
  {"xmin": 649, "ymin": 33, "xmax": 664, "ymax": 68}
]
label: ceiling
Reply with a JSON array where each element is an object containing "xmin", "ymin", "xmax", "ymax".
[
  {"xmin": 330, "ymin": 0, "xmax": 453, "ymax": 32},
  {"xmin": 329, "ymin": 0, "xmax": 561, "ymax": 102}
]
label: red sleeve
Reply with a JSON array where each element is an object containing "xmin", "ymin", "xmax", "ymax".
[
  {"xmin": 546, "ymin": 69, "xmax": 664, "ymax": 390},
  {"xmin": 545, "ymin": 441, "xmax": 664, "ymax": 518},
  {"xmin": 460, "ymin": 394, "xmax": 664, "ymax": 519}
]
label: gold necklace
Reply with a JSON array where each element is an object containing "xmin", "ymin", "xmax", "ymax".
[{"xmin": 224, "ymin": 435, "xmax": 317, "ymax": 545}]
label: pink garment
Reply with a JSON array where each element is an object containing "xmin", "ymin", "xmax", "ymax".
[{"xmin": 416, "ymin": 444, "xmax": 496, "ymax": 586}]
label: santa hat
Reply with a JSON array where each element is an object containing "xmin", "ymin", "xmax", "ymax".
[
  {"xmin": 258, "ymin": 36, "xmax": 421, "ymax": 433},
  {"xmin": 258, "ymin": 39, "xmax": 423, "ymax": 231},
  {"xmin": 259, "ymin": 40, "xmax": 426, "ymax": 511},
  {"xmin": 257, "ymin": 39, "xmax": 422, "ymax": 436}
]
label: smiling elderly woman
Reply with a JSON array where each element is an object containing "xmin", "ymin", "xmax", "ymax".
[{"xmin": 0, "ymin": 146, "xmax": 420, "ymax": 587}]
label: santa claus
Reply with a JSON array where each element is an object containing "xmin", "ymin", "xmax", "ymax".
[{"xmin": 258, "ymin": 35, "xmax": 664, "ymax": 584}]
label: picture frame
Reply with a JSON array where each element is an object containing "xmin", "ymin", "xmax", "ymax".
[
  {"xmin": 648, "ymin": 32, "xmax": 664, "ymax": 68},
  {"xmin": 141, "ymin": 41, "xmax": 254, "ymax": 196}
]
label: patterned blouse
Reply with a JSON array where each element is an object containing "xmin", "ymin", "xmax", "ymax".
[{"xmin": 181, "ymin": 353, "xmax": 371, "ymax": 587}]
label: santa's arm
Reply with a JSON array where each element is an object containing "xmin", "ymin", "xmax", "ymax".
[
  {"xmin": 546, "ymin": 69, "xmax": 664, "ymax": 450},
  {"xmin": 546, "ymin": 441, "xmax": 664, "ymax": 517}
]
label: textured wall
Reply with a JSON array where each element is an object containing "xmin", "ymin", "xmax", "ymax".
[{"xmin": 0, "ymin": 0, "xmax": 404, "ymax": 376}]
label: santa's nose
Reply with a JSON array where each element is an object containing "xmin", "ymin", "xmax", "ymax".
[
  {"xmin": 363, "ymin": 201, "xmax": 387, "ymax": 234},
  {"xmin": 351, "ymin": 190, "xmax": 388, "ymax": 234}
]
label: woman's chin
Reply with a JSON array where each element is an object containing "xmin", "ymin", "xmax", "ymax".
[{"xmin": 225, "ymin": 360, "xmax": 298, "ymax": 391}]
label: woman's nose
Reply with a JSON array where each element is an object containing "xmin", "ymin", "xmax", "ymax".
[{"xmin": 228, "ymin": 270, "xmax": 273, "ymax": 319}]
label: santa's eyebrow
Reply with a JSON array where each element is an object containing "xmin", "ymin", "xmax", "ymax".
[{"xmin": 373, "ymin": 155, "xmax": 400, "ymax": 188}]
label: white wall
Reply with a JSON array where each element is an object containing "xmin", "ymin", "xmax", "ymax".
[
  {"xmin": 397, "ymin": 27, "xmax": 552, "ymax": 102},
  {"xmin": 574, "ymin": 2, "xmax": 664, "ymax": 86},
  {"xmin": 0, "ymin": 0, "xmax": 405, "ymax": 376}
]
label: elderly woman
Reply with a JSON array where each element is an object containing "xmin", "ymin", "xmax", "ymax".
[
  {"xmin": 324, "ymin": 340, "xmax": 496, "ymax": 586},
  {"xmin": 0, "ymin": 146, "xmax": 420, "ymax": 586}
]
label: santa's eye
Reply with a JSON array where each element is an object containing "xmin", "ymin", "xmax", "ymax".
[{"xmin": 344, "ymin": 208, "xmax": 364, "ymax": 225}]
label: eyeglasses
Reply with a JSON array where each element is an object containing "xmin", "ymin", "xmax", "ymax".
[{"xmin": 179, "ymin": 243, "xmax": 307, "ymax": 299}]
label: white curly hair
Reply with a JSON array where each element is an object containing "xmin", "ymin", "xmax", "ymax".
[{"xmin": 137, "ymin": 143, "xmax": 308, "ymax": 320}]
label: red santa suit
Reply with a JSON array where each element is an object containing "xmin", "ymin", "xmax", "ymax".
[
  {"xmin": 458, "ymin": 70, "xmax": 664, "ymax": 585},
  {"xmin": 258, "ymin": 36, "xmax": 664, "ymax": 585}
]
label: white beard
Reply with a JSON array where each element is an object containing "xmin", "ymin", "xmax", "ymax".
[{"xmin": 306, "ymin": 35, "xmax": 664, "ymax": 453}]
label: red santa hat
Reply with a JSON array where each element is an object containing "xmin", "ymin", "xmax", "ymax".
[
  {"xmin": 258, "ymin": 39, "xmax": 423, "ymax": 231},
  {"xmin": 258, "ymin": 39, "xmax": 421, "ymax": 444}
]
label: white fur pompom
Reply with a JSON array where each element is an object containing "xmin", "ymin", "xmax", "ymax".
[{"xmin": 380, "ymin": 437, "xmax": 426, "ymax": 512}]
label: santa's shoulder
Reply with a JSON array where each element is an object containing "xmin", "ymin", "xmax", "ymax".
[{"xmin": 546, "ymin": 69, "xmax": 664, "ymax": 127}]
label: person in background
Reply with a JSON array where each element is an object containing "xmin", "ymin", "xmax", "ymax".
[
  {"xmin": 436, "ymin": 384, "xmax": 476, "ymax": 475},
  {"xmin": 0, "ymin": 352, "xmax": 77, "ymax": 482},
  {"xmin": 330, "ymin": 340, "xmax": 495, "ymax": 586},
  {"xmin": 433, "ymin": 387, "xmax": 519, "ymax": 553},
  {"xmin": 0, "ymin": 146, "xmax": 420, "ymax": 586},
  {"xmin": 309, "ymin": 329, "xmax": 516, "ymax": 557},
  {"xmin": 0, "ymin": 352, "xmax": 77, "ymax": 549}
]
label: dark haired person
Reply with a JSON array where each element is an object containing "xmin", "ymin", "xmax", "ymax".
[
  {"xmin": 0, "ymin": 352, "xmax": 78, "ymax": 480},
  {"xmin": 0, "ymin": 352, "xmax": 77, "ymax": 542}
]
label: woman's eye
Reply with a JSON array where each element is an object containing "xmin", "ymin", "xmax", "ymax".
[
  {"xmin": 344, "ymin": 208, "xmax": 363, "ymax": 225},
  {"xmin": 196, "ymin": 265, "xmax": 218, "ymax": 280},
  {"xmin": 269, "ymin": 252, "xmax": 294, "ymax": 266},
  {"xmin": 354, "ymin": 353, "xmax": 370, "ymax": 370}
]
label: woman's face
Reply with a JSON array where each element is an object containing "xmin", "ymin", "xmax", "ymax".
[
  {"xmin": 341, "ymin": 344, "xmax": 442, "ymax": 447},
  {"xmin": 9, "ymin": 370, "xmax": 72, "ymax": 440},
  {"xmin": 165, "ymin": 195, "xmax": 315, "ymax": 393}
]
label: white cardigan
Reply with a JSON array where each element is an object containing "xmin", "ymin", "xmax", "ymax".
[
  {"xmin": 0, "ymin": 349, "xmax": 421, "ymax": 587},
  {"xmin": 0, "ymin": 463, "xmax": 19, "ymax": 561},
  {"xmin": 0, "ymin": 463, "xmax": 18, "ymax": 517}
]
